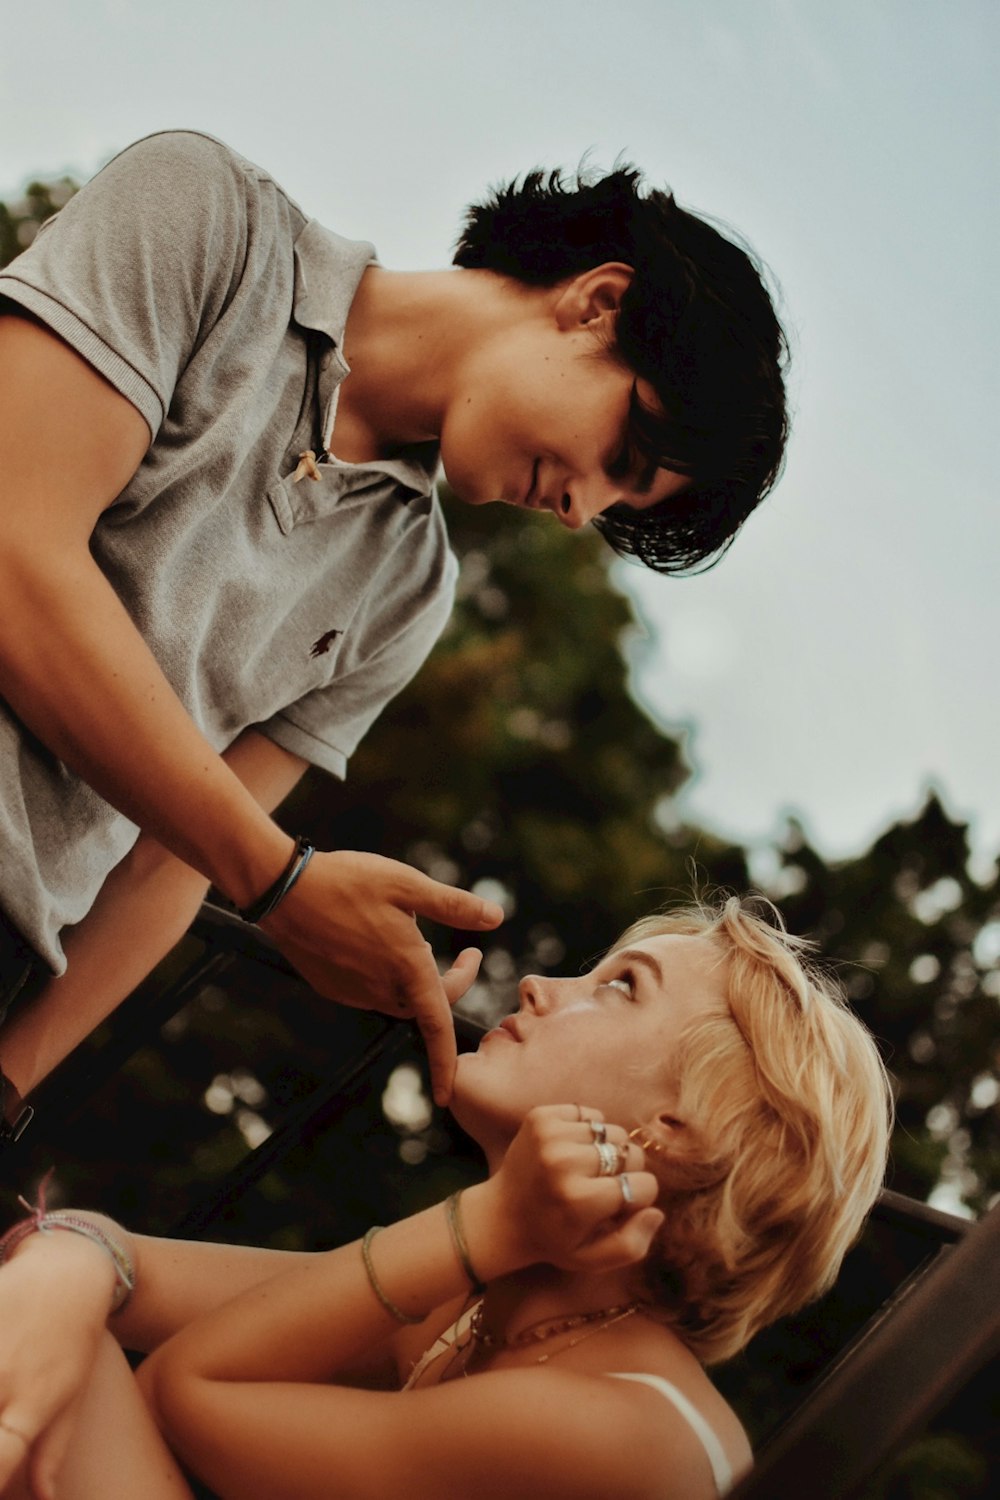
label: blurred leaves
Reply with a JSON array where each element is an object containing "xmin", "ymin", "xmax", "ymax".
[{"xmin": 0, "ymin": 175, "xmax": 76, "ymax": 266}]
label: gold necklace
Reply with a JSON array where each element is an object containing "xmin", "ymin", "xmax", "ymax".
[{"xmin": 467, "ymin": 1299, "xmax": 652, "ymax": 1364}]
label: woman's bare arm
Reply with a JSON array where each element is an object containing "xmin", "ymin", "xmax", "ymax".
[{"xmin": 141, "ymin": 1114, "xmax": 678, "ymax": 1500}]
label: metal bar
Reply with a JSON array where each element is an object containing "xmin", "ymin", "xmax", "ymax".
[
  {"xmin": 8, "ymin": 947, "xmax": 236, "ymax": 1162},
  {"xmin": 171, "ymin": 1019, "xmax": 411, "ymax": 1236},
  {"xmin": 871, "ymin": 1185, "xmax": 971, "ymax": 1242},
  {"xmin": 730, "ymin": 1201, "xmax": 1000, "ymax": 1497}
]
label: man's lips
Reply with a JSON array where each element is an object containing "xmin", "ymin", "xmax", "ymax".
[{"xmin": 523, "ymin": 459, "xmax": 540, "ymax": 509}]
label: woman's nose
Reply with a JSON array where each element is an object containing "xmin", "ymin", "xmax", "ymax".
[{"xmin": 518, "ymin": 973, "xmax": 559, "ymax": 1013}]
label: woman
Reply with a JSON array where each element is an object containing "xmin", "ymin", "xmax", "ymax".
[{"xmin": 0, "ymin": 897, "xmax": 891, "ymax": 1499}]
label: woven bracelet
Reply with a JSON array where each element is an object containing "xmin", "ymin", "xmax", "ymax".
[
  {"xmin": 0, "ymin": 1189, "xmax": 135, "ymax": 1313},
  {"xmin": 238, "ymin": 835, "xmax": 315, "ymax": 925},
  {"xmin": 361, "ymin": 1227, "xmax": 424, "ymax": 1326},
  {"xmin": 445, "ymin": 1190, "xmax": 485, "ymax": 1294}
]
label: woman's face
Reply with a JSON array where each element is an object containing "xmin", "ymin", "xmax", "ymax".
[{"xmin": 451, "ymin": 932, "xmax": 729, "ymax": 1156}]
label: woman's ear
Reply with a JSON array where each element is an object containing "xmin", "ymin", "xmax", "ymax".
[
  {"xmin": 553, "ymin": 262, "xmax": 634, "ymax": 333},
  {"xmin": 630, "ymin": 1112, "xmax": 686, "ymax": 1162}
]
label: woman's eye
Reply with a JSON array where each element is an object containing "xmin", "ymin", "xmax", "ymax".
[{"xmin": 601, "ymin": 973, "xmax": 635, "ymax": 998}]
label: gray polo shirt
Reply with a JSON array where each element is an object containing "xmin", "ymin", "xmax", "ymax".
[{"xmin": 0, "ymin": 131, "xmax": 456, "ymax": 972}]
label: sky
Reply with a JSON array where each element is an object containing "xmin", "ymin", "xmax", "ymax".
[{"xmin": 2, "ymin": 0, "xmax": 997, "ymax": 868}]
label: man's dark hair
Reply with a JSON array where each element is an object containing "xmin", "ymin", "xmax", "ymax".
[{"xmin": 454, "ymin": 165, "xmax": 789, "ymax": 575}]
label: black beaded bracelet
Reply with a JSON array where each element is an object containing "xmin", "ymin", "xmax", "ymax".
[{"xmin": 238, "ymin": 835, "xmax": 315, "ymax": 925}]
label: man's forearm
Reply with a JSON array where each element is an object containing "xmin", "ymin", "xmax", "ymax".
[
  {"xmin": 0, "ymin": 839, "xmax": 209, "ymax": 1095},
  {"xmin": 0, "ymin": 731, "xmax": 307, "ymax": 1096}
]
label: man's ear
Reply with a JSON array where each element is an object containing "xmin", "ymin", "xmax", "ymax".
[{"xmin": 553, "ymin": 262, "xmax": 634, "ymax": 333}]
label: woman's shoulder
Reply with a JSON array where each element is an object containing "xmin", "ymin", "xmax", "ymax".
[
  {"xmin": 396, "ymin": 1305, "xmax": 751, "ymax": 1498},
  {"xmin": 558, "ymin": 1317, "xmax": 753, "ymax": 1495}
]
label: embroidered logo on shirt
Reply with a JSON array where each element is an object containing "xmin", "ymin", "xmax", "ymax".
[{"xmin": 310, "ymin": 630, "xmax": 341, "ymax": 658}]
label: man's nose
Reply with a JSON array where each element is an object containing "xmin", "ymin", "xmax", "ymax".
[{"xmin": 556, "ymin": 475, "xmax": 619, "ymax": 529}]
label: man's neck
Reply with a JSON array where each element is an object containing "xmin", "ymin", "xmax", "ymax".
[{"xmin": 329, "ymin": 265, "xmax": 543, "ymax": 461}]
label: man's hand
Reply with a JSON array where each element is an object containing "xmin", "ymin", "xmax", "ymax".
[{"xmin": 259, "ymin": 851, "xmax": 502, "ymax": 1104}]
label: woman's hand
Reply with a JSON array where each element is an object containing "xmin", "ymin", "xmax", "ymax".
[
  {"xmin": 0, "ymin": 1230, "xmax": 116, "ymax": 1499},
  {"xmin": 467, "ymin": 1104, "xmax": 664, "ymax": 1279}
]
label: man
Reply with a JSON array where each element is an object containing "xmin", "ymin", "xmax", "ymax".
[{"xmin": 0, "ymin": 132, "xmax": 787, "ymax": 1133}]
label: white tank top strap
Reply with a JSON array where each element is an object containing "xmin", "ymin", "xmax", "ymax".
[
  {"xmin": 606, "ymin": 1372, "xmax": 734, "ymax": 1496},
  {"xmin": 401, "ymin": 1302, "xmax": 479, "ymax": 1391}
]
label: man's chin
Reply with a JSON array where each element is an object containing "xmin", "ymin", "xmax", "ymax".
[{"xmin": 439, "ymin": 470, "xmax": 504, "ymax": 507}]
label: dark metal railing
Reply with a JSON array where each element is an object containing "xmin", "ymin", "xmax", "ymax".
[{"xmin": 731, "ymin": 1199, "xmax": 999, "ymax": 1497}]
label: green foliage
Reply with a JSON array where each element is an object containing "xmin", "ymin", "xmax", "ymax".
[
  {"xmin": 762, "ymin": 800, "xmax": 1000, "ymax": 1212},
  {"xmin": 0, "ymin": 175, "xmax": 77, "ymax": 269}
]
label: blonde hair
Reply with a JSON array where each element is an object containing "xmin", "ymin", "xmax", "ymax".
[{"xmin": 612, "ymin": 895, "xmax": 893, "ymax": 1365}]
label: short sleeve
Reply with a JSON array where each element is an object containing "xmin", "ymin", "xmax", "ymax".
[
  {"xmin": 262, "ymin": 524, "xmax": 458, "ymax": 778},
  {"xmin": 0, "ymin": 131, "xmax": 272, "ymax": 438}
]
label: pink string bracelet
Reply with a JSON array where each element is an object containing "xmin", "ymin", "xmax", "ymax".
[{"xmin": 0, "ymin": 1176, "xmax": 135, "ymax": 1312}]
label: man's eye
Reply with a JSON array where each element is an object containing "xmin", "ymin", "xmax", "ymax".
[{"xmin": 605, "ymin": 441, "xmax": 634, "ymax": 484}]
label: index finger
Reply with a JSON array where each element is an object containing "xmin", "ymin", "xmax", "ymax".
[
  {"xmin": 401, "ymin": 954, "xmax": 459, "ymax": 1107},
  {"xmin": 398, "ymin": 869, "xmax": 505, "ymax": 932}
]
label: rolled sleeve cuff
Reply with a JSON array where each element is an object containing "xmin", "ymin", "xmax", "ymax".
[
  {"xmin": 260, "ymin": 713, "xmax": 348, "ymax": 780},
  {"xmin": 0, "ymin": 273, "xmax": 164, "ymax": 437}
]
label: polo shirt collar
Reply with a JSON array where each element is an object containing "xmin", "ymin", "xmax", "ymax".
[
  {"xmin": 293, "ymin": 220, "xmax": 373, "ymax": 370},
  {"xmin": 292, "ymin": 220, "xmax": 438, "ymax": 500}
]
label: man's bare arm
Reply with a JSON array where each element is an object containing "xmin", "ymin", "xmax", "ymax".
[
  {"xmin": 0, "ymin": 316, "xmax": 501, "ymax": 1102},
  {"xmin": 0, "ymin": 731, "xmax": 308, "ymax": 1098}
]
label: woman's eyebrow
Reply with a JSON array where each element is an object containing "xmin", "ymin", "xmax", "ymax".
[{"xmin": 608, "ymin": 947, "xmax": 665, "ymax": 989}]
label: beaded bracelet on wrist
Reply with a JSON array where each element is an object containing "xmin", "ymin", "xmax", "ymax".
[{"xmin": 0, "ymin": 1181, "xmax": 135, "ymax": 1312}]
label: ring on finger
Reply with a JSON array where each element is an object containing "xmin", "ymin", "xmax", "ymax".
[
  {"xmin": 589, "ymin": 1120, "xmax": 608, "ymax": 1145},
  {"xmin": 595, "ymin": 1141, "xmax": 622, "ymax": 1176},
  {"xmin": 618, "ymin": 1173, "xmax": 634, "ymax": 1205}
]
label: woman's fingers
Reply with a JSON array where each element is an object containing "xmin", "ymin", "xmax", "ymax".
[
  {"xmin": 0, "ymin": 1419, "xmax": 31, "ymax": 1493},
  {"xmin": 573, "ymin": 1205, "xmax": 666, "ymax": 1270}
]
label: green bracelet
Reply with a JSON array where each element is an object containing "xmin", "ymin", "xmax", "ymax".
[
  {"xmin": 445, "ymin": 1190, "xmax": 485, "ymax": 1294},
  {"xmin": 361, "ymin": 1227, "xmax": 424, "ymax": 1326}
]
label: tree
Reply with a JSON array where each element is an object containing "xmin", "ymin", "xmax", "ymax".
[{"xmin": 0, "ymin": 174, "xmax": 76, "ymax": 265}]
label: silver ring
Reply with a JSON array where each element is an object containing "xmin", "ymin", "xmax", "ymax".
[
  {"xmin": 619, "ymin": 1173, "xmax": 634, "ymax": 1205},
  {"xmin": 589, "ymin": 1120, "xmax": 608, "ymax": 1144},
  {"xmin": 595, "ymin": 1142, "xmax": 620, "ymax": 1176}
]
